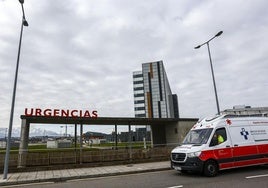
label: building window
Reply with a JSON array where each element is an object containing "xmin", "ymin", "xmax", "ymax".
[
  {"xmin": 135, "ymin": 107, "xmax": 145, "ymax": 111},
  {"xmin": 133, "ymin": 74, "xmax": 143, "ymax": 78},
  {"xmin": 134, "ymin": 100, "xmax": 145, "ymax": 104},
  {"xmin": 135, "ymin": 114, "xmax": 146, "ymax": 118},
  {"xmin": 210, "ymin": 128, "xmax": 227, "ymax": 147},
  {"xmin": 133, "ymin": 80, "xmax": 143, "ymax": 84},
  {"xmin": 134, "ymin": 87, "xmax": 144, "ymax": 91},
  {"xmin": 134, "ymin": 93, "xmax": 144, "ymax": 97}
]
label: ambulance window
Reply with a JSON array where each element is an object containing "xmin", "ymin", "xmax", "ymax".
[
  {"xmin": 183, "ymin": 128, "xmax": 213, "ymax": 145},
  {"xmin": 210, "ymin": 128, "xmax": 227, "ymax": 147}
]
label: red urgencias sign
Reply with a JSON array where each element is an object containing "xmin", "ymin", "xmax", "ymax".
[{"xmin": 24, "ymin": 108, "xmax": 98, "ymax": 118}]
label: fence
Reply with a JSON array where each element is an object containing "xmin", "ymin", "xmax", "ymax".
[{"xmin": 0, "ymin": 146, "xmax": 175, "ymax": 172}]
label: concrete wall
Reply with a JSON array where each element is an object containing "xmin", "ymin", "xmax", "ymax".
[
  {"xmin": 176, "ymin": 120, "xmax": 196, "ymax": 143},
  {"xmin": 165, "ymin": 120, "xmax": 197, "ymax": 145},
  {"xmin": 150, "ymin": 124, "xmax": 166, "ymax": 146},
  {"xmin": 150, "ymin": 120, "xmax": 197, "ymax": 147},
  {"xmin": 165, "ymin": 122, "xmax": 179, "ymax": 145}
]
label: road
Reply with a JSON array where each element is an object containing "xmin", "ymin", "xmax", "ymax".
[{"xmin": 4, "ymin": 165, "xmax": 268, "ymax": 188}]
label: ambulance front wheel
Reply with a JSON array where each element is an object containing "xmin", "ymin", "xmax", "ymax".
[{"xmin": 203, "ymin": 160, "xmax": 218, "ymax": 177}]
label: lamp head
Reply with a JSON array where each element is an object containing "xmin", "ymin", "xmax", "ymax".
[
  {"xmin": 194, "ymin": 45, "xmax": 201, "ymax": 49},
  {"xmin": 215, "ymin": 31, "xmax": 223, "ymax": 37},
  {"xmin": 19, "ymin": 0, "xmax": 24, "ymax": 4},
  {"xmin": 23, "ymin": 19, "xmax": 29, "ymax": 26}
]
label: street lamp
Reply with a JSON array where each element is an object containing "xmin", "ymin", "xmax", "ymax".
[
  {"xmin": 3, "ymin": 0, "xmax": 29, "ymax": 180},
  {"xmin": 60, "ymin": 125, "xmax": 73, "ymax": 137},
  {"xmin": 194, "ymin": 31, "xmax": 223, "ymax": 115}
]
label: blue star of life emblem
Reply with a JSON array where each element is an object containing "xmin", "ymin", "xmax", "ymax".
[{"xmin": 240, "ymin": 128, "xmax": 249, "ymax": 140}]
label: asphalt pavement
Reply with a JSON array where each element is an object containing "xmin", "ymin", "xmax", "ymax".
[{"xmin": 0, "ymin": 161, "xmax": 170, "ymax": 186}]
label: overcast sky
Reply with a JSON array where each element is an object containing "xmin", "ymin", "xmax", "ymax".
[{"xmin": 0, "ymin": 0, "xmax": 267, "ymax": 134}]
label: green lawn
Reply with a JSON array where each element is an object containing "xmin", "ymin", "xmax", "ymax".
[{"xmin": 0, "ymin": 141, "xmax": 151, "ymax": 153}]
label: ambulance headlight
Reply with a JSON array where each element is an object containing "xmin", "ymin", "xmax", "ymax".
[{"xmin": 187, "ymin": 151, "xmax": 201, "ymax": 158}]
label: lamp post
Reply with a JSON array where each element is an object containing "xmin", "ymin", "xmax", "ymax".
[
  {"xmin": 194, "ymin": 31, "xmax": 223, "ymax": 115},
  {"xmin": 60, "ymin": 125, "xmax": 73, "ymax": 137},
  {"xmin": 3, "ymin": 0, "xmax": 28, "ymax": 180}
]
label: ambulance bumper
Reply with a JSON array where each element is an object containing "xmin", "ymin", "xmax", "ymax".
[{"xmin": 171, "ymin": 157, "xmax": 204, "ymax": 172}]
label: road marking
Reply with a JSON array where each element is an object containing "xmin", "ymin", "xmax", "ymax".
[
  {"xmin": 166, "ymin": 185, "xmax": 183, "ymax": 188},
  {"xmin": 246, "ymin": 174, "xmax": 268, "ymax": 179}
]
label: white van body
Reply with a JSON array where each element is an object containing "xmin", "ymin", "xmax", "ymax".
[{"xmin": 170, "ymin": 114, "xmax": 268, "ymax": 176}]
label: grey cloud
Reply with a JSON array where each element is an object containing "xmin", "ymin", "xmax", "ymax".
[{"xmin": 0, "ymin": 0, "xmax": 268, "ymax": 131}]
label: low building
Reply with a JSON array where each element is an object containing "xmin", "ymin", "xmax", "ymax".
[
  {"xmin": 222, "ymin": 106, "xmax": 268, "ymax": 116},
  {"xmin": 0, "ymin": 141, "xmax": 20, "ymax": 149},
  {"xmin": 47, "ymin": 139, "xmax": 72, "ymax": 148}
]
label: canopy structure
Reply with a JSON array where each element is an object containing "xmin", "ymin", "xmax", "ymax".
[
  {"xmin": 18, "ymin": 115, "xmax": 198, "ymax": 168},
  {"xmin": 20, "ymin": 115, "xmax": 190, "ymax": 125}
]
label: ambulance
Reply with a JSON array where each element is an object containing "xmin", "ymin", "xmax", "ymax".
[{"xmin": 170, "ymin": 114, "xmax": 268, "ymax": 176}]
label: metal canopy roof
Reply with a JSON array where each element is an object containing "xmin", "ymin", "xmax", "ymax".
[{"xmin": 21, "ymin": 115, "xmax": 198, "ymax": 125}]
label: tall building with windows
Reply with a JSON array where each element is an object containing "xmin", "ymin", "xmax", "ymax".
[
  {"xmin": 133, "ymin": 71, "xmax": 146, "ymax": 117},
  {"xmin": 133, "ymin": 60, "xmax": 179, "ymax": 118}
]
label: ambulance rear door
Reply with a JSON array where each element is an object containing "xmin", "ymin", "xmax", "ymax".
[
  {"xmin": 248, "ymin": 119, "xmax": 268, "ymax": 164},
  {"xmin": 228, "ymin": 120, "xmax": 258, "ymax": 167}
]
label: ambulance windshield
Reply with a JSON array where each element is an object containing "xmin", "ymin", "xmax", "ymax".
[{"xmin": 183, "ymin": 128, "xmax": 213, "ymax": 145}]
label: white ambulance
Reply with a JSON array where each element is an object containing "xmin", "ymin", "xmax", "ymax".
[{"xmin": 170, "ymin": 114, "xmax": 268, "ymax": 176}]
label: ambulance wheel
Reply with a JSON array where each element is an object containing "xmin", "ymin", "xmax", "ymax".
[{"xmin": 203, "ymin": 160, "xmax": 218, "ymax": 177}]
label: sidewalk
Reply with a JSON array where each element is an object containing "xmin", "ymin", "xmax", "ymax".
[{"xmin": 0, "ymin": 161, "xmax": 170, "ymax": 186}]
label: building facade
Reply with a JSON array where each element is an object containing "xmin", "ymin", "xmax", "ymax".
[{"xmin": 133, "ymin": 60, "xmax": 179, "ymax": 118}]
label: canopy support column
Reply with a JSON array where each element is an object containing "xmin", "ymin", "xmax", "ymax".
[{"xmin": 18, "ymin": 119, "xmax": 29, "ymax": 168}]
